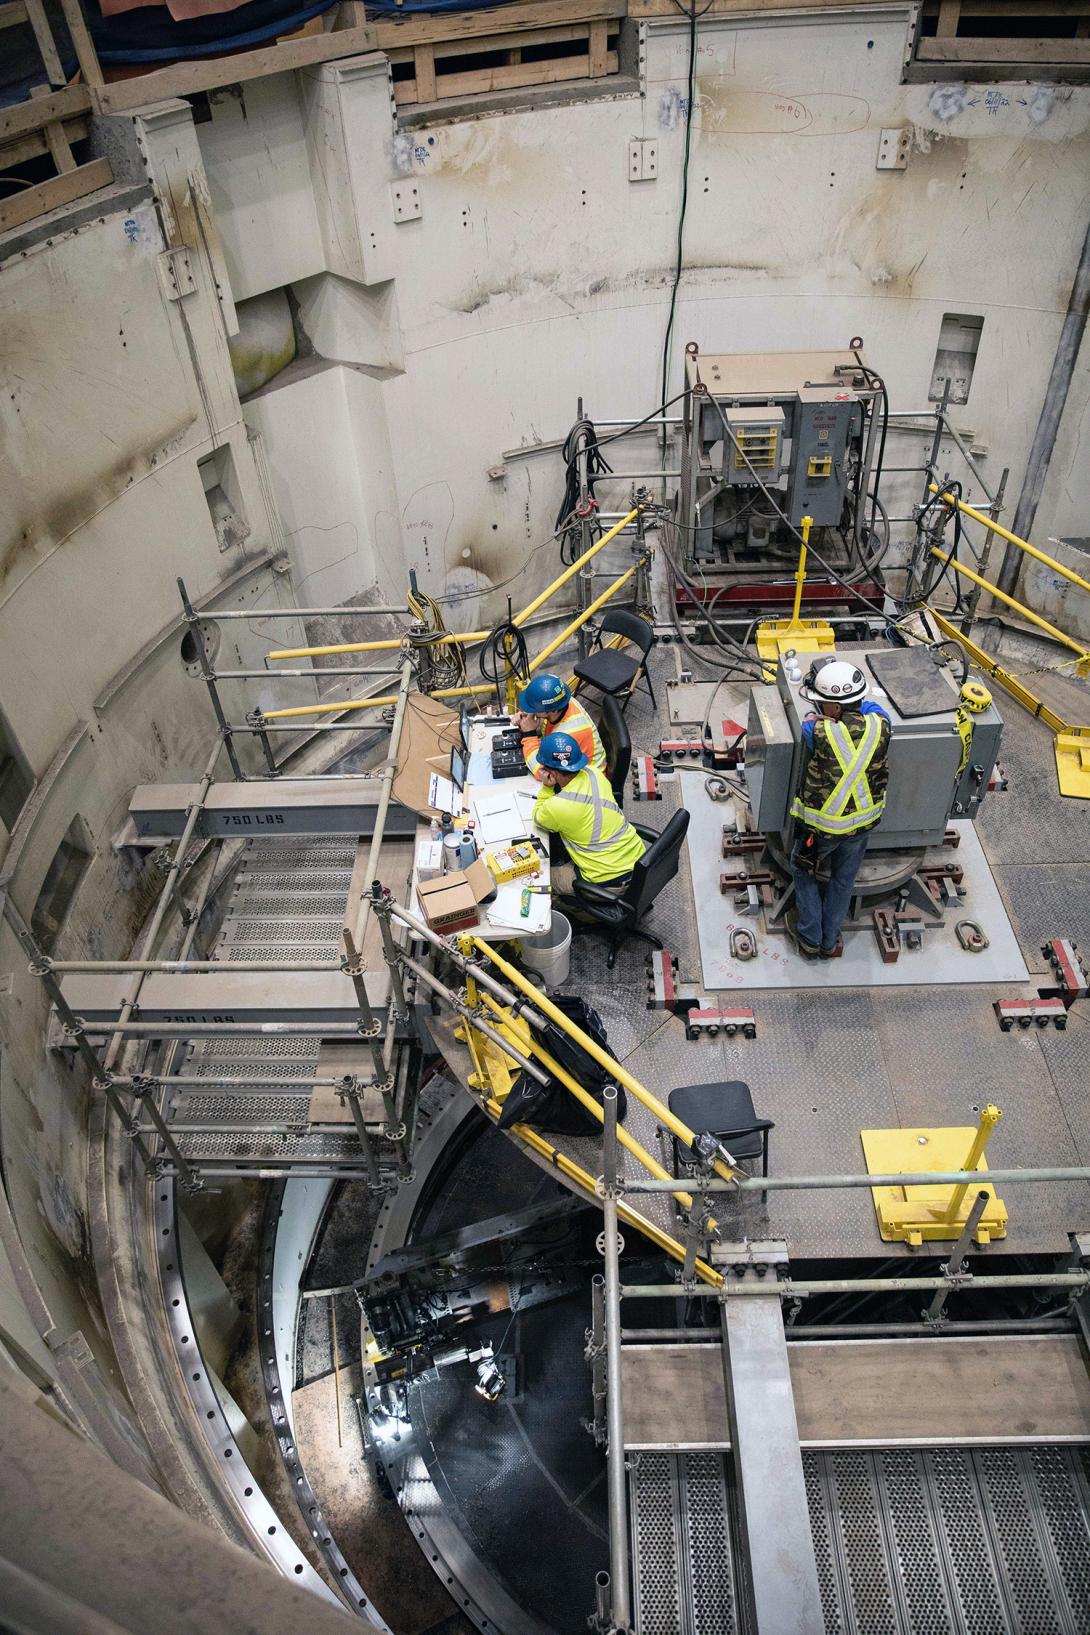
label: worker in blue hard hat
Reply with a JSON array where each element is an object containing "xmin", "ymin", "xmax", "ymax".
[
  {"xmin": 516, "ymin": 673, "xmax": 605, "ymax": 781},
  {"xmin": 532, "ymin": 731, "xmax": 645, "ymax": 886}
]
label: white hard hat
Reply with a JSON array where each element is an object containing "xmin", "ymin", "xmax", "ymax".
[{"xmin": 800, "ymin": 658, "xmax": 868, "ymax": 705}]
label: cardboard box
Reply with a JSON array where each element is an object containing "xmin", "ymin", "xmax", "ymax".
[
  {"xmin": 416, "ymin": 858, "xmax": 495, "ymax": 932},
  {"xmin": 391, "ymin": 694, "xmax": 465, "ymax": 820},
  {"xmin": 415, "ymin": 838, "xmax": 444, "ymax": 882}
]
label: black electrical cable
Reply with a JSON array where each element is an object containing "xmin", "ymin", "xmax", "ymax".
[
  {"xmin": 657, "ymin": 525, "xmax": 768, "ymax": 680},
  {"xmin": 658, "ymin": 0, "xmax": 702, "ymax": 416},
  {"xmin": 556, "ymin": 417, "xmax": 612, "ymax": 565},
  {"xmin": 900, "ymin": 480, "xmax": 966, "ymax": 610},
  {"xmin": 478, "ymin": 600, "xmax": 530, "ymax": 699},
  {"xmin": 852, "ymin": 347, "xmax": 890, "ymax": 553}
]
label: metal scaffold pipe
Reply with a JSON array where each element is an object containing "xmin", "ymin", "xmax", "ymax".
[
  {"xmin": 387, "ymin": 902, "xmax": 548, "ymax": 1028},
  {"xmin": 259, "ymin": 510, "xmax": 643, "ymax": 716},
  {"xmin": 352, "ymin": 659, "xmax": 414, "ymax": 953},
  {"xmin": 197, "ymin": 606, "xmax": 411, "ymax": 619},
  {"xmin": 930, "ymin": 483, "xmax": 1090, "ymax": 599},
  {"xmin": 930, "ymin": 548, "xmax": 1090, "ymax": 666},
  {"xmin": 622, "ymin": 1272, "xmax": 1090, "ymax": 1300},
  {"xmin": 470, "ymin": 938, "xmax": 740, "ymax": 1186},
  {"xmin": 396, "ymin": 952, "xmax": 550, "ymax": 1086},
  {"xmin": 622, "ymin": 1165, "xmax": 1090, "ymax": 1192}
]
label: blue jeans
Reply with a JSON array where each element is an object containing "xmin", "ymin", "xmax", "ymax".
[{"xmin": 790, "ymin": 830, "xmax": 870, "ymax": 951}]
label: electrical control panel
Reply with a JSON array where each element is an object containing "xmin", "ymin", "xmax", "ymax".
[{"xmin": 787, "ymin": 389, "xmax": 863, "ymax": 526}]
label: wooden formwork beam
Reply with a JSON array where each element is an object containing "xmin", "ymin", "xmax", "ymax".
[
  {"xmin": 373, "ymin": 0, "xmax": 624, "ymax": 47},
  {"xmin": 0, "ymin": 155, "xmax": 112, "ymax": 234}
]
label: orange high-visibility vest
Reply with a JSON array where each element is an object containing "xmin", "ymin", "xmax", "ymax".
[{"xmin": 523, "ymin": 699, "xmax": 606, "ymax": 780}]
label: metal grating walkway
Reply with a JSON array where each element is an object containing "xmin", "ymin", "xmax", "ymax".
[
  {"xmin": 631, "ymin": 1447, "xmax": 1090, "ymax": 1635},
  {"xmin": 163, "ymin": 836, "xmax": 366, "ymax": 1171}
]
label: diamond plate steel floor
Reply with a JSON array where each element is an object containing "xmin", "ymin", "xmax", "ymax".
[{"xmin": 555, "ymin": 650, "xmax": 1090, "ymax": 1258}]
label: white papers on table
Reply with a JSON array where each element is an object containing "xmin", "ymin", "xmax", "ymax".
[
  {"xmin": 471, "ymin": 789, "xmax": 522, "ymax": 846},
  {"xmin": 427, "ymin": 772, "xmax": 462, "ymax": 816},
  {"xmin": 486, "ymin": 884, "xmax": 550, "ymax": 934},
  {"xmin": 513, "ymin": 787, "xmax": 538, "ymax": 824}
]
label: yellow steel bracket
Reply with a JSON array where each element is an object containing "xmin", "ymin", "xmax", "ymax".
[
  {"xmin": 860, "ymin": 1105, "xmax": 1007, "ymax": 1247},
  {"xmin": 754, "ymin": 515, "xmax": 836, "ymax": 663}
]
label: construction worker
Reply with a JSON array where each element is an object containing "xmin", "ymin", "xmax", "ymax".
[
  {"xmin": 787, "ymin": 659, "xmax": 891, "ymax": 960},
  {"xmin": 532, "ymin": 731, "xmax": 645, "ymax": 886},
  {"xmin": 516, "ymin": 674, "xmax": 606, "ymax": 780}
]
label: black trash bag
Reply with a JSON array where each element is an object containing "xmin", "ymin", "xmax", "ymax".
[{"xmin": 496, "ymin": 994, "xmax": 627, "ymax": 1136}]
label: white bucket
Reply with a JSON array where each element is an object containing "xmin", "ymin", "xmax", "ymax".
[{"xmin": 520, "ymin": 911, "xmax": 572, "ymax": 987}]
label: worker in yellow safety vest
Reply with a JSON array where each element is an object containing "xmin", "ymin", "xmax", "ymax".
[
  {"xmin": 516, "ymin": 673, "xmax": 605, "ymax": 780},
  {"xmin": 532, "ymin": 731, "xmax": 645, "ymax": 886},
  {"xmin": 787, "ymin": 658, "xmax": 891, "ymax": 960}
]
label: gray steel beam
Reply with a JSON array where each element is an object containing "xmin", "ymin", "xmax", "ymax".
[
  {"xmin": 718, "ymin": 1273, "xmax": 823, "ymax": 1634},
  {"xmin": 58, "ymin": 968, "xmax": 389, "ymax": 1026},
  {"xmin": 127, "ymin": 778, "xmax": 418, "ymax": 840}
]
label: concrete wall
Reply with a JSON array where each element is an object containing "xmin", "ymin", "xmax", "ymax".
[
  {"xmin": 188, "ymin": 13, "xmax": 1090, "ymax": 630},
  {"xmin": 0, "ymin": 133, "xmax": 306, "ymax": 1491}
]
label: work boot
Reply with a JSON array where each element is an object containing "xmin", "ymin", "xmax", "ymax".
[
  {"xmin": 785, "ymin": 911, "xmax": 820, "ymax": 960},
  {"xmin": 820, "ymin": 936, "xmax": 844, "ymax": 960}
]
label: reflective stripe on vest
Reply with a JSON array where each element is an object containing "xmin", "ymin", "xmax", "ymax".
[
  {"xmin": 790, "ymin": 713, "xmax": 886, "ymax": 836},
  {"xmin": 525, "ymin": 700, "xmax": 605, "ymax": 775},
  {"xmin": 551, "ymin": 776, "xmax": 634, "ymax": 859}
]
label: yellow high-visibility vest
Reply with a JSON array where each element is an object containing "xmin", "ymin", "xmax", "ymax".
[
  {"xmin": 534, "ymin": 765, "xmax": 645, "ymax": 882},
  {"xmin": 791, "ymin": 713, "xmax": 887, "ymax": 835}
]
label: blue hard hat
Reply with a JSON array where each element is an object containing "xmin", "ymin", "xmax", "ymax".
[
  {"xmin": 537, "ymin": 730, "xmax": 588, "ymax": 773},
  {"xmin": 519, "ymin": 673, "xmax": 570, "ymax": 714}
]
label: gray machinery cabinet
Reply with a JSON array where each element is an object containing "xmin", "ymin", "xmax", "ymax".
[
  {"xmin": 745, "ymin": 649, "xmax": 1002, "ymax": 851},
  {"xmin": 678, "ymin": 349, "xmax": 879, "ymax": 566}
]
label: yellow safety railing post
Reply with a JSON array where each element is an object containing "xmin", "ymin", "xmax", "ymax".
[
  {"xmin": 473, "ymin": 1082, "xmax": 722, "ymax": 1287},
  {"xmin": 511, "ymin": 507, "xmax": 640, "ymax": 629},
  {"xmin": 477, "ymin": 993, "xmax": 713, "ymax": 1226},
  {"xmin": 267, "ymin": 630, "xmax": 489, "ymax": 662},
  {"xmin": 533, "ymin": 561, "xmax": 642, "ymax": 678},
  {"xmin": 790, "ymin": 514, "xmax": 813, "ymax": 627},
  {"xmin": 945, "ymin": 1104, "xmax": 1002, "ymax": 1221},
  {"xmin": 262, "ymin": 524, "xmax": 647, "ymax": 720}
]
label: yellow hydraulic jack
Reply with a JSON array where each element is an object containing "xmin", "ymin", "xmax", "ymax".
[
  {"xmin": 860, "ymin": 1104, "xmax": 1008, "ymax": 1247},
  {"xmin": 755, "ymin": 515, "xmax": 836, "ymax": 664}
]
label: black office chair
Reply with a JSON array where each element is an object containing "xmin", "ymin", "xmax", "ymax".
[
  {"xmin": 668, "ymin": 1081, "xmax": 773, "ymax": 1194},
  {"xmin": 599, "ymin": 694, "xmax": 632, "ymax": 809},
  {"xmin": 574, "ymin": 609, "xmax": 656, "ymax": 714},
  {"xmin": 562, "ymin": 808, "xmax": 690, "ymax": 970}
]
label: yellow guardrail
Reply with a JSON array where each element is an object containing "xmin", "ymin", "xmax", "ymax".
[
  {"xmin": 259, "ymin": 506, "xmax": 643, "ymax": 719},
  {"xmin": 263, "ymin": 505, "xmax": 642, "ymax": 675},
  {"xmin": 930, "ymin": 548, "xmax": 1090, "ymax": 674},
  {"xmin": 470, "ymin": 937, "xmax": 742, "ymax": 1190},
  {"xmin": 456, "ymin": 1000, "xmax": 722, "ymax": 1288},
  {"xmin": 930, "ymin": 485, "xmax": 1090, "ymax": 601}
]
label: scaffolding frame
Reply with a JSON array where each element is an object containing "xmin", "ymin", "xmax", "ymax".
[{"xmin": 6, "ymin": 514, "xmax": 653, "ymax": 1187}]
